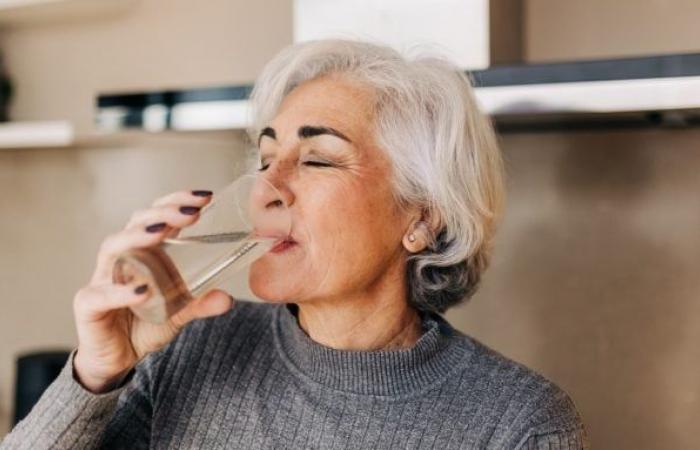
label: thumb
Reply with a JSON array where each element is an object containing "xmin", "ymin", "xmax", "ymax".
[{"xmin": 170, "ymin": 290, "xmax": 234, "ymax": 328}]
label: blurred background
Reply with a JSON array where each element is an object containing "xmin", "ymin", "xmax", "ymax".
[{"xmin": 1, "ymin": 1, "xmax": 699, "ymax": 448}]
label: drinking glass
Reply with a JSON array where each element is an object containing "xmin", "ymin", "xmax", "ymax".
[{"xmin": 112, "ymin": 174, "xmax": 291, "ymax": 323}]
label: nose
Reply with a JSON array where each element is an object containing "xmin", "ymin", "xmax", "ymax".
[
  {"xmin": 250, "ymin": 179, "xmax": 292, "ymax": 211},
  {"xmin": 245, "ymin": 156, "xmax": 297, "ymax": 238},
  {"xmin": 247, "ymin": 174, "xmax": 293, "ymax": 238},
  {"xmin": 257, "ymin": 161, "xmax": 295, "ymax": 209},
  {"xmin": 266, "ymin": 198, "xmax": 284, "ymax": 209}
]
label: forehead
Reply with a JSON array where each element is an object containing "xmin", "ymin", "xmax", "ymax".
[{"xmin": 269, "ymin": 75, "xmax": 376, "ymax": 142}]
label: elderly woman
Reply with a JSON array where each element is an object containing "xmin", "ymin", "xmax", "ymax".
[{"xmin": 2, "ymin": 40, "xmax": 587, "ymax": 449}]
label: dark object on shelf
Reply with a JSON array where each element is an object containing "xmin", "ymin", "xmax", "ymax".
[
  {"xmin": 469, "ymin": 52, "xmax": 700, "ymax": 87},
  {"xmin": 495, "ymin": 109, "xmax": 700, "ymax": 133},
  {"xmin": 0, "ymin": 52, "xmax": 12, "ymax": 122},
  {"xmin": 97, "ymin": 85, "xmax": 252, "ymax": 130},
  {"xmin": 13, "ymin": 350, "xmax": 70, "ymax": 426}
]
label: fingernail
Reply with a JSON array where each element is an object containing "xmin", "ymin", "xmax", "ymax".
[
  {"xmin": 179, "ymin": 206, "xmax": 201, "ymax": 215},
  {"xmin": 145, "ymin": 222, "xmax": 167, "ymax": 233},
  {"xmin": 192, "ymin": 190, "xmax": 213, "ymax": 197},
  {"xmin": 134, "ymin": 284, "xmax": 148, "ymax": 294}
]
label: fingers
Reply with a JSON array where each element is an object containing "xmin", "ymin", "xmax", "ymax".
[
  {"xmin": 101, "ymin": 226, "xmax": 167, "ymax": 255},
  {"xmin": 74, "ymin": 283, "xmax": 152, "ymax": 321},
  {"xmin": 126, "ymin": 189, "xmax": 213, "ymax": 230},
  {"xmin": 93, "ymin": 221, "xmax": 176, "ymax": 284},
  {"xmin": 125, "ymin": 203, "xmax": 204, "ymax": 231},
  {"xmin": 91, "ymin": 227, "xmax": 166, "ymax": 284},
  {"xmin": 90, "ymin": 189, "xmax": 213, "ymax": 284},
  {"xmin": 152, "ymin": 190, "xmax": 213, "ymax": 208},
  {"xmin": 169, "ymin": 289, "xmax": 234, "ymax": 330}
]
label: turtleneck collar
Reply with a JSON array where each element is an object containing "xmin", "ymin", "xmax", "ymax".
[{"xmin": 273, "ymin": 303, "xmax": 473, "ymax": 397}]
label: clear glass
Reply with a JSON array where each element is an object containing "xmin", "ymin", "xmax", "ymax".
[{"xmin": 112, "ymin": 174, "xmax": 291, "ymax": 324}]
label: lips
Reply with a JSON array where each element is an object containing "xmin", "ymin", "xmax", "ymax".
[{"xmin": 270, "ymin": 238, "xmax": 297, "ymax": 253}]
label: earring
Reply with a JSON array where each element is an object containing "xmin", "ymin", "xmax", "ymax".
[{"xmin": 408, "ymin": 234, "xmax": 416, "ymax": 243}]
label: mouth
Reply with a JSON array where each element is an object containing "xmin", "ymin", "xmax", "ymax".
[{"xmin": 269, "ymin": 238, "xmax": 297, "ymax": 254}]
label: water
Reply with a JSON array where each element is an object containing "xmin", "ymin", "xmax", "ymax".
[{"xmin": 113, "ymin": 233, "xmax": 276, "ymax": 323}]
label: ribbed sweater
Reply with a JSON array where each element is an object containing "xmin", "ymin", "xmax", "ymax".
[{"xmin": 1, "ymin": 300, "xmax": 588, "ymax": 449}]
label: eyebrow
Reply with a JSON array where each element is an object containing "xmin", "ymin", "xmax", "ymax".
[
  {"xmin": 258, "ymin": 127, "xmax": 276, "ymax": 146},
  {"xmin": 298, "ymin": 125, "xmax": 352, "ymax": 143},
  {"xmin": 257, "ymin": 125, "xmax": 352, "ymax": 146}
]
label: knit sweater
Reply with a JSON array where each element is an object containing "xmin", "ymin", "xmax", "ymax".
[{"xmin": 1, "ymin": 300, "xmax": 588, "ymax": 449}]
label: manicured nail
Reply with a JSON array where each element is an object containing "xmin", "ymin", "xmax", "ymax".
[
  {"xmin": 134, "ymin": 284, "xmax": 148, "ymax": 294},
  {"xmin": 145, "ymin": 222, "xmax": 167, "ymax": 233},
  {"xmin": 179, "ymin": 206, "xmax": 201, "ymax": 215},
  {"xmin": 192, "ymin": 190, "xmax": 213, "ymax": 197}
]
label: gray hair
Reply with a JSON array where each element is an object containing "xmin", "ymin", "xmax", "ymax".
[{"xmin": 247, "ymin": 39, "xmax": 505, "ymax": 313}]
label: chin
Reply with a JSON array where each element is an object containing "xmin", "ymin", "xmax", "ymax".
[
  {"xmin": 249, "ymin": 255, "xmax": 324, "ymax": 304},
  {"xmin": 251, "ymin": 288, "xmax": 289, "ymax": 304},
  {"xmin": 249, "ymin": 266, "xmax": 296, "ymax": 303}
]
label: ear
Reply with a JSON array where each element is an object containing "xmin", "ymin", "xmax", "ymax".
[{"xmin": 402, "ymin": 209, "xmax": 442, "ymax": 253}]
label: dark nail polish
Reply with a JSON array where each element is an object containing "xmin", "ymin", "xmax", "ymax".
[
  {"xmin": 179, "ymin": 206, "xmax": 201, "ymax": 215},
  {"xmin": 134, "ymin": 284, "xmax": 148, "ymax": 294},
  {"xmin": 192, "ymin": 190, "xmax": 213, "ymax": 197},
  {"xmin": 145, "ymin": 222, "xmax": 167, "ymax": 233}
]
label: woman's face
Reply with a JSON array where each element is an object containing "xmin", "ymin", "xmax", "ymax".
[{"xmin": 249, "ymin": 75, "xmax": 414, "ymax": 304}]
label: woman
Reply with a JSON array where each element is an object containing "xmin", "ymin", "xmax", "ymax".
[{"xmin": 2, "ymin": 40, "xmax": 588, "ymax": 449}]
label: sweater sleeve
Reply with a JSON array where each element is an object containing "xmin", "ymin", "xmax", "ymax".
[
  {"xmin": 513, "ymin": 387, "xmax": 590, "ymax": 450},
  {"xmin": 516, "ymin": 428, "xmax": 589, "ymax": 450},
  {"xmin": 0, "ymin": 346, "xmax": 162, "ymax": 450}
]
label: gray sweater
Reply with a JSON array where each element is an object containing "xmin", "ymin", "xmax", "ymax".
[{"xmin": 2, "ymin": 301, "xmax": 588, "ymax": 449}]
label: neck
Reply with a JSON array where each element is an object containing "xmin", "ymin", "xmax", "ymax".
[
  {"xmin": 292, "ymin": 249, "xmax": 424, "ymax": 351},
  {"xmin": 294, "ymin": 287, "xmax": 422, "ymax": 352}
]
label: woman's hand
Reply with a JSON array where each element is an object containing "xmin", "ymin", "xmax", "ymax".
[{"xmin": 72, "ymin": 190, "xmax": 234, "ymax": 394}]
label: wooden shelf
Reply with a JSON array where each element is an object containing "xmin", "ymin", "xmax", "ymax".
[{"xmin": 0, "ymin": 120, "xmax": 73, "ymax": 149}]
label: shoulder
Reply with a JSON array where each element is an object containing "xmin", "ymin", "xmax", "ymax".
[{"xmin": 447, "ymin": 331, "xmax": 586, "ymax": 444}]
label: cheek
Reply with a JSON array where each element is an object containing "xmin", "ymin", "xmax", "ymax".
[
  {"xmin": 301, "ymin": 178, "xmax": 404, "ymax": 281},
  {"xmin": 307, "ymin": 176, "xmax": 397, "ymax": 246},
  {"xmin": 249, "ymin": 172, "xmax": 406, "ymax": 301}
]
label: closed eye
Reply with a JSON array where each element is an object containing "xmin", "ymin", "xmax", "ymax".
[
  {"xmin": 257, "ymin": 159, "xmax": 334, "ymax": 171},
  {"xmin": 303, "ymin": 160, "xmax": 333, "ymax": 167}
]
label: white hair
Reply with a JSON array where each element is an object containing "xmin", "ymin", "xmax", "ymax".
[{"xmin": 247, "ymin": 39, "xmax": 505, "ymax": 313}]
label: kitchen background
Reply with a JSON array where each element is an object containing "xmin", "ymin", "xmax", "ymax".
[{"xmin": 1, "ymin": 1, "xmax": 699, "ymax": 449}]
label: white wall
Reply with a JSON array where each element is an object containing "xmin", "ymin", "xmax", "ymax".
[{"xmin": 526, "ymin": 0, "xmax": 700, "ymax": 61}]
